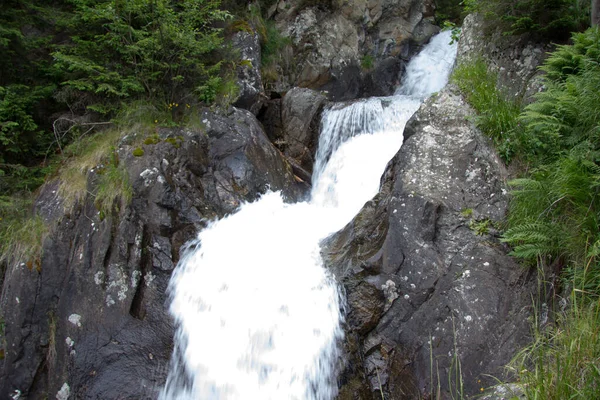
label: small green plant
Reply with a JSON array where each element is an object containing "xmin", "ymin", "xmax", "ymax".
[
  {"xmin": 469, "ymin": 218, "xmax": 491, "ymax": 236},
  {"xmin": 361, "ymin": 55, "xmax": 375, "ymax": 70},
  {"xmin": 441, "ymin": 20, "xmax": 461, "ymax": 44},
  {"xmin": 132, "ymin": 147, "xmax": 144, "ymax": 157}
]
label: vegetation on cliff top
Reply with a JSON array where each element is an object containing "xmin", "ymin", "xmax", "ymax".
[{"xmin": 0, "ymin": 0, "xmax": 233, "ymax": 197}]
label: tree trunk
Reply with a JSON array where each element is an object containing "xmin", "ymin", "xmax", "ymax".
[{"xmin": 593, "ymin": 0, "xmax": 600, "ymax": 26}]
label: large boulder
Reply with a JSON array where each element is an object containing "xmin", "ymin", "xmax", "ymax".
[
  {"xmin": 323, "ymin": 87, "xmax": 535, "ymax": 399},
  {"xmin": 0, "ymin": 107, "xmax": 304, "ymax": 399}
]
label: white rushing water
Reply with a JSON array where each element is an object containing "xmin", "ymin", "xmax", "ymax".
[{"xmin": 160, "ymin": 30, "xmax": 458, "ymax": 400}]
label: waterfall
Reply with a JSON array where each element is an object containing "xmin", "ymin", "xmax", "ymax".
[{"xmin": 160, "ymin": 30, "xmax": 458, "ymax": 400}]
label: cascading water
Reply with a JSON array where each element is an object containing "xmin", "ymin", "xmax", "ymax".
[{"xmin": 160, "ymin": 30, "xmax": 458, "ymax": 400}]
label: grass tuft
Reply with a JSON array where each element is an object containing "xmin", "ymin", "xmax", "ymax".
[
  {"xmin": 511, "ymin": 295, "xmax": 600, "ymax": 399},
  {"xmin": 0, "ymin": 195, "xmax": 48, "ymax": 273},
  {"xmin": 58, "ymin": 129, "xmax": 123, "ymax": 207},
  {"xmin": 451, "ymin": 57, "xmax": 522, "ymax": 162}
]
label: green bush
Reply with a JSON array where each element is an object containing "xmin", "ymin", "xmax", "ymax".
[{"xmin": 53, "ymin": 0, "xmax": 231, "ymax": 113}]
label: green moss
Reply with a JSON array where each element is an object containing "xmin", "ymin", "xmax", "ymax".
[
  {"xmin": 240, "ymin": 59, "xmax": 253, "ymax": 68},
  {"xmin": 143, "ymin": 134, "xmax": 160, "ymax": 145},
  {"xmin": 165, "ymin": 137, "xmax": 183, "ymax": 148},
  {"xmin": 461, "ymin": 208, "xmax": 474, "ymax": 218},
  {"xmin": 132, "ymin": 147, "xmax": 144, "ymax": 157}
]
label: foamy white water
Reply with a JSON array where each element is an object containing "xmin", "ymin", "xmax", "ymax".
[{"xmin": 160, "ymin": 30, "xmax": 457, "ymax": 400}]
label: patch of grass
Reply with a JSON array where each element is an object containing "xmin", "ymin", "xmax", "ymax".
[
  {"xmin": 0, "ymin": 195, "xmax": 48, "ymax": 273},
  {"xmin": 58, "ymin": 129, "xmax": 123, "ymax": 206},
  {"xmin": 511, "ymin": 294, "xmax": 600, "ymax": 399},
  {"xmin": 94, "ymin": 151, "xmax": 132, "ymax": 214},
  {"xmin": 132, "ymin": 147, "xmax": 144, "ymax": 157},
  {"xmin": 452, "ymin": 57, "xmax": 522, "ymax": 162},
  {"xmin": 247, "ymin": 4, "xmax": 291, "ymax": 87},
  {"xmin": 165, "ymin": 137, "xmax": 183, "ymax": 148}
]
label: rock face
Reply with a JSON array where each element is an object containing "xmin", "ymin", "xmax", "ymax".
[
  {"xmin": 323, "ymin": 87, "xmax": 534, "ymax": 399},
  {"xmin": 0, "ymin": 107, "xmax": 303, "ymax": 399},
  {"xmin": 269, "ymin": 0, "xmax": 438, "ymax": 99},
  {"xmin": 259, "ymin": 87, "xmax": 327, "ymax": 181},
  {"xmin": 457, "ymin": 14, "xmax": 552, "ymax": 102},
  {"xmin": 280, "ymin": 87, "xmax": 328, "ymax": 175},
  {"xmin": 232, "ymin": 30, "xmax": 265, "ymax": 115}
]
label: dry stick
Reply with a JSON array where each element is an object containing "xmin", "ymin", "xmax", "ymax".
[{"xmin": 47, "ymin": 119, "xmax": 113, "ymax": 160}]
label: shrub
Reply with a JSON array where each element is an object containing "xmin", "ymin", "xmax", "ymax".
[{"xmin": 502, "ymin": 28, "xmax": 600, "ymax": 272}]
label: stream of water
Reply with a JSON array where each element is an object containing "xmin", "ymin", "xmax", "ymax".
[{"xmin": 160, "ymin": 30, "xmax": 458, "ymax": 400}]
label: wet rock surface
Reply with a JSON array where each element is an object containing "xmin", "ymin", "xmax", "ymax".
[
  {"xmin": 0, "ymin": 107, "xmax": 303, "ymax": 399},
  {"xmin": 324, "ymin": 87, "xmax": 535, "ymax": 399}
]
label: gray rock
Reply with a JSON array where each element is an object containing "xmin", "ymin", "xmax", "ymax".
[
  {"xmin": 0, "ymin": 107, "xmax": 304, "ymax": 399},
  {"xmin": 457, "ymin": 13, "xmax": 551, "ymax": 103},
  {"xmin": 362, "ymin": 57, "xmax": 405, "ymax": 97},
  {"xmin": 323, "ymin": 87, "xmax": 534, "ymax": 399},
  {"xmin": 281, "ymin": 87, "xmax": 328, "ymax": 175},
  {"xmin": 270, "ymin": 0, "xmax": 438, "ymax": 100},
  {"xmin": 232, "ymin": 30, "xmax": 265, "ymax": 114}
]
